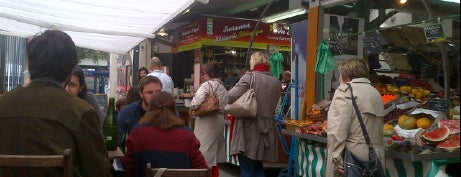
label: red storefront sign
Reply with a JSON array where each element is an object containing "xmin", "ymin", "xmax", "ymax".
[
  {"xmin": 178, "ymin": 21, "xmax": 202, "ymax": 47},
  {"xmin": 178, "ymin": 16, "xmax": 291, "ymax": 52}
]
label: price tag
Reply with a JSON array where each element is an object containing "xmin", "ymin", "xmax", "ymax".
[{"xmin": 424, "ymin": 24, "xmax": 445, "ymax": 43}]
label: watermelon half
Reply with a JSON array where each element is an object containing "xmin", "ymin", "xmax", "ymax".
[
  {"xmin": 422, "ymin": 125, "xmax": 450, "ymax": 142},
  {"xmin": 440, "ymin": 120, "xmax": 460, "ymax": 134},
  {"xmin": 437, "ymin": 134, "xmax": 460, "ymax": 151}
]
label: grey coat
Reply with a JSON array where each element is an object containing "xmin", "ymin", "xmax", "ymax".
[
  {"xmin": 190, "ymin": 79, "xmax": 228, "ymax": 165},
  {"xmin": 227, "ymin": 71, "xmax": 281, "ymax": 161},
  {"xmin": 326, "ymin": 78, "xmax": 385, "ymax": 177}
]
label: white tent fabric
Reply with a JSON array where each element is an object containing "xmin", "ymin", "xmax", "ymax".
[{"xmin": 0, "ymin": 0, "xmax": 195, "ymax": 54}]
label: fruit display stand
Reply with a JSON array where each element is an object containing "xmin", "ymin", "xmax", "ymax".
[
  {"xmin": 282, "ymin": 128, "xmax": 460, "ymax": 177},
  {"xmin": 282, "ymin": 129, "xmax": 327, "ymax": 177},
  {"xmin": 384, "ymin": 108, "xmax": 460, "ymax": 177}
]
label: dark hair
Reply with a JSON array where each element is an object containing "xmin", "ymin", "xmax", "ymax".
[
  {"xmin": 139, "ymin": 91, "xmax": 184, "ymax": 129},
  {"xmin": 116, "ymin": 97, "xmax": 128, "ymax": 112},
  {"xmin": 64, "ymin": 67, "xmax": 88, "ymax": 98},
  {"xmin": 126, "ymin": 85, "xmax": 141, "ymax": 104},
  {"xmin": 138, "ymin": 67, "xmax": 149, "ymax": 76},
  {"xmin": 27, "ymin": 30, "xmax": 78, "ymax": 82},
  {"xmin": 202, "ymin": 62, "xmax": 221, "ymax": 78},
  {"xmin": 138, "ymin": 76, "xmax": 162, "ymax": 93}
]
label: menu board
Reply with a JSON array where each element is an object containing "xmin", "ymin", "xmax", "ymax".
[{"xmin": 424, "ymin": 24, "xmax": 445, "ymax": 43}]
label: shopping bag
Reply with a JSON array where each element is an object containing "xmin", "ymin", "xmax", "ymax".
[
  {"xmin": 189, "ymin": 82, "xmax": 219, "ymax": 116},
  {"xmin": 225, "ymin": 74, "xmax": 257, "ymax": 117}
]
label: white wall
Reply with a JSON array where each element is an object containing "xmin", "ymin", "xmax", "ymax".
[
  {"xmin": 79, "ymin": 58, "xmax": 108, "ymax": 66},
  {"xmin": 370, "ymin": 10, "xmax": 412, "ymax": 28},
  {"xmin": 109, "ymin": 54, "xmax": 118, "ymax": 98},
  {"xmin": 138, "ymin": 39, "xmax": 151, "ymax": 70}
]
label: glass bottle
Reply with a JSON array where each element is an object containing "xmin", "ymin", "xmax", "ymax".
[
  {"xmin": 121, "ymin": 119, "xmax": 130, "ymax": 153},
  {"xmin": 103, "ymin": 97, "xmax": 118, "ymax": 151}
]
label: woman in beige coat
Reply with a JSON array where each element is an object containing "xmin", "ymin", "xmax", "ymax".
[
  {"xmin": 326, "ymin": 59, "xmax": 385, "ymax": 177},
  {"xmin": 190, "ymin": 62, "xmax": 228, "ymax": 177},
  {"xmin": 228, "ymin": 51, "xmax": 281, "ymax": 177}
]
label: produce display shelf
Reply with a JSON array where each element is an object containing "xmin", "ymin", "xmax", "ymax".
[
  {"xmin": 385, "ymin": 150, "xmax": 460, "ymax": 162},
  {"xmin": 282, "ymin": 129, "xmax": 327, "ymax": 144}
]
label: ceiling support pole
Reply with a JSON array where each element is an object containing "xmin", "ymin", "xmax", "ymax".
[
  {"xmin": 421, "ymin": 0, "xmax": 450, "ymax": 100},
  {"xmin": 304, "ymin": 0, "xmax": 322, "ymax": 120}
]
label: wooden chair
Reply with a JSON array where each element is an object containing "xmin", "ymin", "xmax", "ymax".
[
  {"xmin": 145, "ymin": 163, "xmax": 212, "ymax": 177},
  {"xmin": 0, "ymin": 149, "xmax": 73, "ymax": 177}
]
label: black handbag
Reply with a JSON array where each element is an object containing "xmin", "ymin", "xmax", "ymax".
[{"xmin": 343, "ymin": 83, "xmax": 385, "ymax": 177}]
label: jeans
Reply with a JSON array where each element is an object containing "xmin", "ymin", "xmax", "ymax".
[{"xmin": 238, "ymin": 154, "xmax": 265, "ymax": 177}]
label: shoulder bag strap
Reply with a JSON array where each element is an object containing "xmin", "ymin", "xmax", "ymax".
[
  {"xmin": 250, "ymin": 72, "xmax": 255, "ymax": 89},
  {"xmin": 346, "ymin": 83, "xmax": 372, "ymax": 146},
  {"xmin": 207, "ymin": 82, "xmax": 215, "ymax": 95}
]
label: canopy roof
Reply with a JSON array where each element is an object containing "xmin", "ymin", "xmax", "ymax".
[{"xmin": 0, "ymin": 0, "xmax": 195, "ymax": 54}]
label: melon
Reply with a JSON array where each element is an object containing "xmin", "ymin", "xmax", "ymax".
[
  {"xmin": 422, "ymin": 125, "xmax": 450, "ymax": 142},
  {"xmin": 440, "ymin": 120, "xmax": 460, "ymax": 134},
  {"xmin": 383, "ymin": 129, "xmax": 396, "ymax": 137},
  {"xmin": 437, "ymin": 134, "xmax": 460, "ymax": 151},
  {"xmin": 401, "ymin": 117, "xmax": 417, "ymax": 129}
]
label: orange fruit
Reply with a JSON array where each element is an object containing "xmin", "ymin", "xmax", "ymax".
[
  {"xmin": 384, "ymin": 123, "xmax": 394, "ymax": 131},
  {"xmin": 417, "ymin": 118, "xmax": 432, "ymax": 129}
]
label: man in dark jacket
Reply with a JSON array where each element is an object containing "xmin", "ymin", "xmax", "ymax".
[
  {"xmin": 0, "ymin": 30, "xmax": 111, "ymax": 177},
  {"xmin": 117, "ymin": 76, "xmax": 162, "ymax": 147}
]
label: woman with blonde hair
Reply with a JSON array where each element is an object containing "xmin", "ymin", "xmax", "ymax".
[
  {"xmin": 227, "ymin": 51, "xmax": 281, "ymax": 177},
  {"xmin": 123, "ymin": 91, "xmax": 207, "ymax": 177},
  {"xmin": 326, "ymin": 58, "xmax": 385, "ymax": 177}
]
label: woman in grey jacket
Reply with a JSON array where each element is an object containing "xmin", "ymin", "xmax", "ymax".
[{"xmin": 227, "ymin": 51, "xmax": 281, "ymax": 177}]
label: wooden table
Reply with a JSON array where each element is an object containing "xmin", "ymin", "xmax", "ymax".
[{"xmin": 108, "ymin": 147, "xmax": 124, "ymax": 160}]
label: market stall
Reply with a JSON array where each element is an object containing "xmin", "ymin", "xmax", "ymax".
[
  {"xmin": 282, "ymin": 88, "xmax": 460, "ymax": 177},
  {"xmin": 283, "ymin": 127, "xmax": 459, "ymax": 177},
  {"xmin": 176, "ymin": 15, "xmax": 291, "ymax": 85}
]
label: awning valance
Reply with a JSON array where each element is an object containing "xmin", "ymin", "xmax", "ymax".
[{"xmin": 0, "ymin": 0, "xmax": 195, "ymax": 54}]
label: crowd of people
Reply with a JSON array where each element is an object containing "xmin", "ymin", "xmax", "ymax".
[{"xmin": 0, "ymin": 29, "xmax": 386, "ymax": 177}]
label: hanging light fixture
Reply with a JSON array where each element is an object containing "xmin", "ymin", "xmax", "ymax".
[
  {"xmin": 156, "ymin": 28, "xmax": 168, "ymax": 37},
  {"xmin": 262, "ymin": 7, "xmax": 308, "ymax": 23}
]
